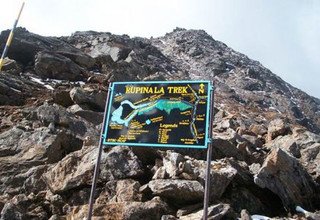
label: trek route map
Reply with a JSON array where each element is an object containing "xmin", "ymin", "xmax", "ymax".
[{"xmin": 103, "ymin": 81, "xmax": 211, "ymax": 148}]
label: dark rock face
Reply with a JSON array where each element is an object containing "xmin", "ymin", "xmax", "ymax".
[
  {"xmin": 69, "ymin": 86, "xmax": 107, "ymax": 111},
  {"xmin": 0, "ymin": 27, "xmax": 320, "ymax": 219},
  {"xmin": 0, "ymin": 72, "xmax": 43, "ymax": 106},
  {"xmin": 0, "ymin": 28, "xmax": 94, "ymax": 68},
  {"xmin": 34, "ymin": 51, "xmax": 84, "ymax": 81}
]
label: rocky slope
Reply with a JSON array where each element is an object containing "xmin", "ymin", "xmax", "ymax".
[{"xmin": 0, "ymin": 27, "xmax": 319, "ymax": 219}]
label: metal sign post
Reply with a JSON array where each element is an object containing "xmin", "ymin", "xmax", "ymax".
[
  {"xmin": 0, "ymin": 2, "xmax": 25, "ymax": 71},
  {"xmin": 87, "ymin": 83, "xmax": 113, "ymax": 220},
  {"xmin": 87, "ymin": 80, "xmax": 214, "ymax": 219},
  {"xmin": 202, "ymin": 83, "xmax": 214, "ymax": 220}
]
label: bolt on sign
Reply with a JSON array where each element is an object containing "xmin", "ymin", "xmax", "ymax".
[{"xmin": 102, "ymin": 81, "xmax": 212, "ymax": 148}]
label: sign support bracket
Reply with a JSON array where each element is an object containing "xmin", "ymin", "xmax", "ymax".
[
  {"xmin": 203, "ymin": 82, "xmax": 214, "ymax": 220},
  {"xmin": 87, "ymin": 83, "xmax": 113, "ymax": 220}
]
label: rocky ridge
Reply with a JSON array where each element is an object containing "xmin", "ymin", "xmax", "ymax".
[{"xmin": 0, "ymin": 27, "xmax": 319, "ymax": 219}]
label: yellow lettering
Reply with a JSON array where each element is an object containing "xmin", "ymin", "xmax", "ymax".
[
  {"xmin": 125, "ymin": 86, "xmax": 132, "ymax": 93},
  {"xmin": 182, "ymin": 87, "xmax": 188, "ymax": 93},
  {"xmin": 126, "ymin": 86, "xmax": 158, "ymax": 94},
  {"xmin": 167, "ymin": 86, "xmax": 188, "ymax": 94},
  {"xmin": 155, "ymin": 87, "xmax": 164, "ymax": 94}
]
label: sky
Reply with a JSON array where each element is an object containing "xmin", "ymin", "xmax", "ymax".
[{"xmin": 1, "ymin": 0, "xmax": 319, "ymax": 99}]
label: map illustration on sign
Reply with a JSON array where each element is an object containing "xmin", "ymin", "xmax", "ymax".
[{"xmin": 103, "ymin": 81, "xmax": 212, "ymax": 148}]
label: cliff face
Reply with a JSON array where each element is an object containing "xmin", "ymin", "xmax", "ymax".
[{"xmin": 0, "ymin": 27, "xmax": 319, "ymax": 219}]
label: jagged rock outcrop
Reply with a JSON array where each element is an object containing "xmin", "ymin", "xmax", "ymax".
[
  {"xmin": 0, "ymin": 27, "xmax": 320, "ymax": 219},
  {"xmin": 0, "ymin": 28, "xmax": 95, "ymax": 68}
]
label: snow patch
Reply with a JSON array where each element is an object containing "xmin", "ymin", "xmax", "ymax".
[
  {"xmin": 269, "ymin": 106, "xmax": 281, "ymax": 113},
  {"xmin": 30, "ymin": 76, "xmax": 44, "ymax": 85},
  {"xmin": 74, "ymin": 81, "xmax": 85, "ymax": 85},
  {"xmin": 10, "ymin": 87, "xmax": 22, "ymax": 93},
  {"xmin": 51, "ymin": 79, "xmax": 63, "ymax": 84},
  {"xmin": 160, "ymin": 39, "xmax": 167, "ymax": 45},
  {"xmin": 44, "ymin": 84, "xmax": 54, "ymax": 90},
  {"xmin": 30, "ymin": 76, "xmax": 54, "ymax": 90}
]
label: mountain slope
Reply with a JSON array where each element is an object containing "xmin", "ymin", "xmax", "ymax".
[
  {"xmin": 0, "ymin": 27, "xmax": 319, "ymax": 219},
  {"xmin": 150, "ymin": 28, "xmax": 320, "ymax": 134}
]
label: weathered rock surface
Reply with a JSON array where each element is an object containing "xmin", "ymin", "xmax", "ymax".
[
  {"xmin": 69, "ymin": 86, "xmax": 107, "ymax": 111},
  {"xmin": 68, "ymin": 104, "xmax": 103, "ymax": 125},
  {"xmin": 266, "ymin": 129, "xmax": 320, "ymax": 183},
  {"xmin": 65, "ymin": 196, "xmax": 170, "ymax": 220},
  {"xmin": 34, "ymin": 51, "xmax": 85, "ymax": 81},
  {"xmin": 254, "ymin": 147, "xmax": 320, "ymax": 211},
  {"xmin": 43, "ymin": 146, "xmax": 143, "ymax": 193},
  {"xmin": 0, "ymin": 72, "xmax": 43, "ymax": 105},
  {"xmin": 152, "ymin": 151, "xmax": 238, "ymax": 202},
  {"xmin": 0, "ymin": 126, "xmax": 82, "ymax": 196},
  {"xmin": 179, "ymin": 203, "xmax": 236, "ymax": 220},
  {"xmin": 111, "ymin": 179, "xmax": 143, "ymax": 202},
  {"xmin": 36, "ymin": 102, "xmax": 99, "ymax": 138},
  {"xmin": 148, "ymin": 179, "xmax": 204, "ymax": 204},
  {"xmin": 267, "ymin": 118, "xmax": 291, "ymax": 142}
]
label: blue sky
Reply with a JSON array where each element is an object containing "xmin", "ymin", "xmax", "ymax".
[{"xmin": 1, "ymin": 0, "xmax": 319, "ymax": 98}]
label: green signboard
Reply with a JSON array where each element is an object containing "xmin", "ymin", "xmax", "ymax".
[{"xmin": 102, "ymin": 81, "xmax": 212, "ymax": 148}]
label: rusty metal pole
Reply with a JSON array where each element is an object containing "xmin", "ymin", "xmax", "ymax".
[
  {"xmin": 203, "ymin": 82, "xmax": 214, "ymax": 220},
  {"xmin": 87, "ymin": 83, "xmax": 112, "ymax": 220}
]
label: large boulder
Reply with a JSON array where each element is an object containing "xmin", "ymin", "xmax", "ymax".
[
  {"xmin": 36, "ymin": 102, "xmax": 99, "ymax": 139},
  {"xmin": 148, "ymin": 179, "xmax": 204, "ymax": 204},
  {"xmin": 0, "ymin": 127, "xmax": 82, "ymax": 196},
  {"xmin": 0, "ymin": 193, "xmax": 48, "ymax": 220},
  {"xmin": 68, "ymin": 104, "xmax": 104, "ymax": 125},
  {"xmin": 52, "ymin": 90, "xmax": 73, "ymax": 107},
  {"xmin": 100, "ymin": 146, "xmax": 144, "ymax": 180},
  {"xmin": 43, "ymin": 146, "xmax": 143, "ymax": 193},
  {"xmin": 0, "ymin": 202, "xmax": 24, "ymax": 220},
  {"xmin": 42, "ymin": 145, "xmax": 96, "ymax": 193},
  {"xmin": 56, "ymin": 50, "xmax": 95, "ymax": 68},
  {"xmin": 65, "ymin": 197, "xmax": 170, "ymax": 220},
  {"xmin": 0, "ymin": 127, "xmax": 25, "ymax": 157},
  {"xmin": 267, "ymin": 118, "xmax": 290, "ymax": 142},
  {"xmin": 266, "ymin": 128, "xmax": 320, "ymax": 183},
  {"xmin": 0, "ymin": 72, "xmax": 42, "ymax": 106},
  {"xmin": 110, "ymin": 179, "xmax": 143, "ymax": 203},
  {"xmin": 34, "ymin": 51, "xmax": 84, "ymax": 81},
  {"xmin": 211, "ymin": 129, "xmax": 263, "ymax": 163},
  {"xmin": 152, "ymin": 151, "xmax": 237, "ymax": 202},
  {"xmin": 254, "ymin": 147, "xmax": 320, "ymax": 211},
  {"xmin": 294, "ymin": 130, "xmax": 320, "ymax": 183},
  {"xmin": 69, "ymin": 86, "xmax": 107, "ymax": 111},
  {"xmin": 178, "ymin": 203, "xmax": 236, "ymax": 220}
]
